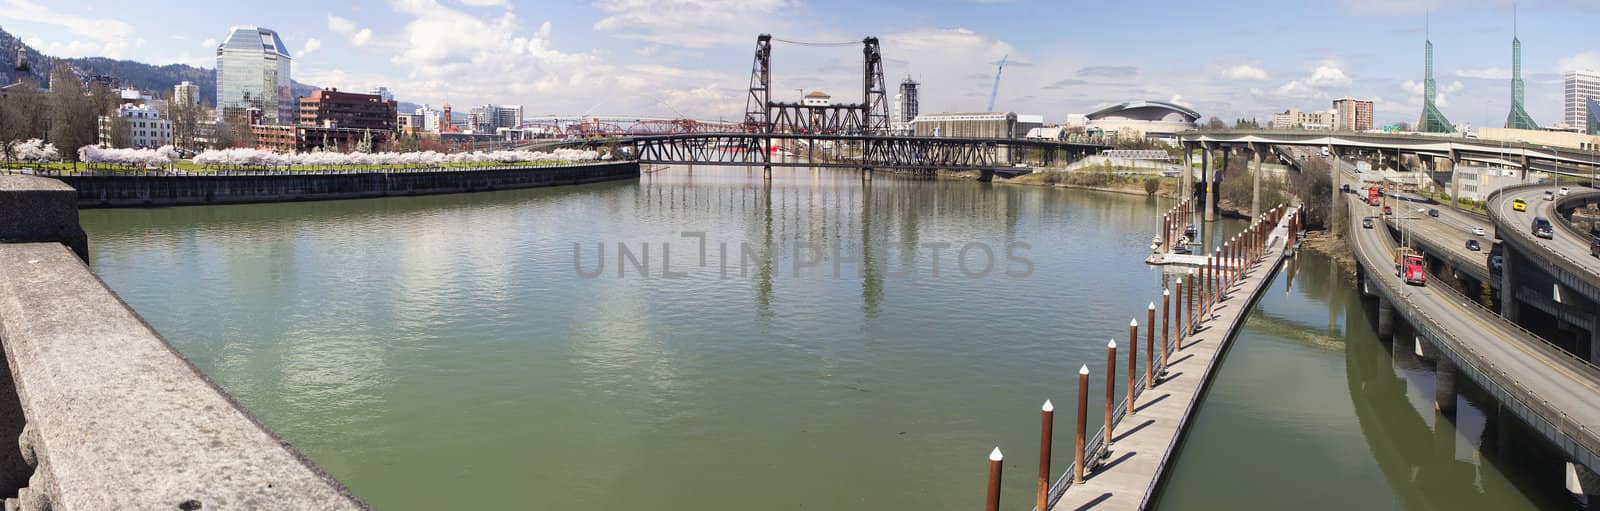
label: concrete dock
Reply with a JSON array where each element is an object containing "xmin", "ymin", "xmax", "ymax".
[{"xmin": 1047, "ymin": 206, "xmax": 1298, "ymax": 511}]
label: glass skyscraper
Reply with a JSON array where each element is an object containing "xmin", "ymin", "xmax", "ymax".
[
  {"xmin": 216, "ymin": 27, "xmax": 291, "ymax": 124},
  {"xmin": 1418, "ymin": 38, "xmax": 1453, "ymax": 133},
  {"xmin": 1505, "ymin": 35, "xmax": 1538, "ymax": 130}
]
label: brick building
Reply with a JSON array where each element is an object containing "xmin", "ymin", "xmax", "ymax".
[{"xmin": 297, "ymin": 88, "xmax": 398, "ymax": 131}]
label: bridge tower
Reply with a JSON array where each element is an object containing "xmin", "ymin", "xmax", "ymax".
[
  {"xmin": 744, "ymin": 34, "xmax": 773, "ymax": 133},
  {"xmin": 862, "ymin": 37, "xmax": 890, "ymax": 132}
]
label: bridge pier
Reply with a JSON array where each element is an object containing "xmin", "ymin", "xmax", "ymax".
[
  {"xmin": 1500, "ymin": 247, "xmax": 1521, "ymax": 323},
  {"xmin": 1435, "ymin": 354, "xmax": 1458, "ymax": 417},
  {"xmin": 1250, "ymin": 144, "xmax": 1262, "ymax": 218},
  {"xmin": 978, "ymin": 169, "xmax": 993, "ymax": 182},
  {"xmin": 1569, "ymin": 462, "xmax": 1600, "ymax": 496},
  {"xmin": 862, "ymin": 168, "xmax": 873, "ymax": 182},
  {"xmin": 1377, "ymin": 297, "xmax": 1395, "ymax": 340},
  {"xmin": 1203, "ymin": 144, "xmax": 1216, "ymax": 222},
  {"xmin": 763, "ymin": 165, "xmax": 772, "ymax": 181}
]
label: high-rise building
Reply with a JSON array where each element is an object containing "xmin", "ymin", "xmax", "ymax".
[
  {"xmin": 1588, "ymin": 97, "xmax": 1600, "ymax": 136},
  {"xmin": 216, "ymin": 26, "xmax": 292, "ymax": 125},
  {"xmin": 1418, "ymin": 32, "xmax": 1453, "ymax": 133},
  {"xmin": 1566, "ymin": 70, "xmax": 1600, "ymax": 130},
  {"xmin": 1505, "ymin": 23, "xmax": 1538, "ymax": 129},
  {"xmin": 895, "ymin": 77, "xmax": 919, "ymax": 126},
  {"xmin": 493, "ymin": 105, "xmax": 523, "ymax": 130},
  {"xmin": 174, "ymin": 81, "xmax": 199, "ymax": 107},
  {"xmin": 1332, "ymin": 98, "xmax": 1374, "ymax": 131},
  {"xmin": 1271, "ymin": 108, "xmax": 1335, "ymax": 130}
]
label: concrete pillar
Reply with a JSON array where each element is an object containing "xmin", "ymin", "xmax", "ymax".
[
  {"xmin": 1377, "ymin": 297, "xmax": 1395, "ymax": 340},
  {"xmin": 1251, "ymin": 144, "xmax": 1263, "ymax": 219},
  {"xmin": 1435, "ymin": 354, "xmax": 1457, "ymax": 417},
  {"xmin": 1500, "ymin": 249, "xmax": 1520, "ymax": 323},
  {"xmin": 0, "ymin": 176, "xmax": 89, "ymax": 262},
  {"xmin": 1203, "ymin": 145, "xmax": 1216, "ymax": 222},
  {"xmin": 1448, "ymin": 150, "xmax": 1461, "ymax": 209},
  {"xmin": 1567, "ymin": 462, "xmax": 1600, "ymax": 496},
  {"xmin": 1182, "ymin": 143, "xmax": 1193, "ymax": 200}
]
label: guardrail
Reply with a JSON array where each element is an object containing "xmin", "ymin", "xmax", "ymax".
[{"xmin": 1346, "ymin": 193, "xmax": 1600, "ymax": 472}]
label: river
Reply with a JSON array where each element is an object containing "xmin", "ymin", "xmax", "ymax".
[{"xmin": 78, "ymin": 166, "xmax": 1580, "ymax": 510}]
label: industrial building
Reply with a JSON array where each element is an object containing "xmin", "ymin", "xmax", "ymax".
[
  {"xmin": 912, "ymin": 112, "xmax": 1040, "ymax": 139},
  {"xmin": 296, "ymin": 88, "xmax": 398, "ymax": 131}
]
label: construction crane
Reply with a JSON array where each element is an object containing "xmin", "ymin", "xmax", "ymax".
[{"xmin": 986, "ymin": 54, "xmax": 1007, "ymax": 112}]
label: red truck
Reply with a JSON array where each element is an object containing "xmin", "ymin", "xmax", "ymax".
[
  {"xmin": 1395, "ymin": 248, "xmax": 1426, "ymax": 286},
  {"xmin": 1367, "ymin": 187, "xmax": 1382, "ymax": 206}
]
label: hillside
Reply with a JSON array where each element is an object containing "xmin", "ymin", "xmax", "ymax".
[{"xmin": 1, "ymin": 26, "xmax": 318, "ymax": 105}]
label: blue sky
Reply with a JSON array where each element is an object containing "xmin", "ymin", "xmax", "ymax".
[{"xmin": 3, "ymin": 0, "xmax": 1598, "ymax": 129}]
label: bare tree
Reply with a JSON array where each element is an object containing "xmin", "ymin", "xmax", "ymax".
[{"xmin": 48, "ymin": 63, "xmax": 97, "ymax": 161}]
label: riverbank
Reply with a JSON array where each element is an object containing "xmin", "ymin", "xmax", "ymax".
[
  {"xmin": 51, "ymin": 161, "xmax": 638, "ymax": 208},
  {"xmin": 997, "ymin": 171, "xmax": 1182, "ymax": 200}
]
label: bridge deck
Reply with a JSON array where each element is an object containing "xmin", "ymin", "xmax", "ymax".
[{"xmin": 1050, "ymin": 207, "xmax": 1297, "ymax": 511}]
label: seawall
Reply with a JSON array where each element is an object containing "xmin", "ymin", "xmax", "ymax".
[{"xmin": 50, "ymin": 161, "xmax": 638, "ymax": 208}]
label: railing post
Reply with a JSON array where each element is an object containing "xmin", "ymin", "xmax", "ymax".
[
  {"xmin": 1145, "ymin": 302, "xmax": 1155, "ymax": 389},
  {"xmin": 1037, "ymin": 400, "xmax": 1053, "ymax": 511},
  {"xmin": 1127, "ymin": 319, "xmax": 1138, "ymax": 414},
  {"xmin": 1104, "ymin": 340, "xmax": 1116, "ymax": 448},
  {"xmin": 1161, "ymin": 288, "xmax": 1170, "ymax": 375},
  {"xmin": 986, "ymin": 448, "xmax": 1003, "ymax": 511},
  {"xmin": 1074, "ymin": 365, "xmax": 1089, "ymax": 484}
]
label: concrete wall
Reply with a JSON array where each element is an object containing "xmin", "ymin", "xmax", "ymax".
[
  {"xmin": 0, "ymin": 176, "xmax": 367, "ymax": 509},
  {"xmin": 58, "ymin": 161, "xmax": 639, "ymax": 208}
]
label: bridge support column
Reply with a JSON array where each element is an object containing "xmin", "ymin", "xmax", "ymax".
[
  {"xmin": 1182, "ymin": 143, "xmax": 1193, "ymax": 201},
  {"xmin": 1435, "ymin": 354, "xmax": 1457, "ymax": 417},
  {"xmin": 862, "ymin": 168, "xmax": 873, "ymax": 182},
  {"xmin": 1203, "ymin": 144, "xmax": 1216, "ymax": 222},
  {"xmin": 1250, "ymin": 144, "xmax": 1262, "ymax": 218},
  {"xmin": 1568, "ymin": 462, "xmax": 1600, "ymax": 496},
  {"xmin": 978, "ymin": 169, "xmax": 994, "ymax": 183},
  {"xmin": 1500, "ymin": 248, "xmax": 1520, "ymax": 323},
  {"xmin": 1377, "ymin": 297, "xmax": 1395, "ymax": 340},
  {"xmin": 1447, "ymin": 150, "xmax": 1461, "ymax": 209},
  {"xmin": 763, "ymin": 165, "xmax": 772, "ymax": 181}
]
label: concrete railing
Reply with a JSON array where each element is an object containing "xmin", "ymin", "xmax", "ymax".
[{"xmin": 0, "ymin": 176, "xmax": 367, "ymax": 509}]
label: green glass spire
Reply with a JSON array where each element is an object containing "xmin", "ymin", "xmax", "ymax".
[
  {"xmin": 1588, "ymin": 97, "xmax": 1600, "ymax": 135},
  {"xmin": 1505, "ymin": 10, "xmax": 1538, "ymax": 130},
  {"xmin": 1419, "ymin": 38, "xmax": 1454, "ymax": 133}
]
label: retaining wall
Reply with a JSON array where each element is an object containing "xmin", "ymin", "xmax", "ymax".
[{"xmin": 53, "ymin": 161, "xmax": 638, "ymax": 208}]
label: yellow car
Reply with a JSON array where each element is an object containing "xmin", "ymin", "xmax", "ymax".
[{"xmin": 1512, "ymin": 198, "xmax": 1527, "ymax": 212}]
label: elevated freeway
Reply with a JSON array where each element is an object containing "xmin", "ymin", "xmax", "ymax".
[
  {"xmin": 1487, "ymin": 184, "xmax": 1600, "ymax": 360},
  {"xmin": 1342, "ymin": 187, "xmax": 1600, "ymax": 479}
]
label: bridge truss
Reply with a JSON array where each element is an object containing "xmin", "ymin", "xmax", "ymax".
[
  {"xmin": 742, "ymin": 34, "xmax": 891, "ymax": 135},
  {"xmin": 621, "ymin": 133, "xmax": 1107, "ymax": 172}
]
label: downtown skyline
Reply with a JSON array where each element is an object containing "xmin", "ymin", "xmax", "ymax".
[{"xmin": 2, "ymin": 0, "xmax": 1598, "ymax": 129}]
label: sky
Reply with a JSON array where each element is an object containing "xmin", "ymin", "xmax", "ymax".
[{"xmin": 3, "ymin": 0, "xmax": 1599, "ymax": 129}]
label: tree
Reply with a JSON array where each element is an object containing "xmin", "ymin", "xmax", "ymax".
[
  {"xmin": 106, "ymin": 116, "xmax": 131, "ymax": 148},
  {"xmin": 355, "ymin": 129, "xmax": 373, "ymax": 153},
  {"xmin": 1205, "ymin": 117, "xmax": 1227, "ymax": 130},
  {"xmin": 162, "ymin": 99, "xmax": 203, "ymax": 150},
  {"xmin": 47, "ymin": 62, "xmax": 98, "ymax": 161}
]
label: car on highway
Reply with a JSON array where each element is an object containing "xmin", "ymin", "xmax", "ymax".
[
  {"xmin": 1362, "ymin": 217, "xmax": 1374, "ymax": 229},
  {"xmin": 1512, "ymin": 198, "xmax": 1527, "ymax": 211},
  {"xmin": 1428, "ymin": 208, "xmax": 1439, "ymax": 217},
  {"xmin": 1561, "ymin": 187, "xmax": 1571, "ymax": 196},
  {"xmin": 1472, "ymin": 226, "xmax": 1486, "ymax": 236},
  {"xmin": 1382, "ymin": 205, "xmax": 1392, "ymax": 216},
  {"xmin": 1544, "ymin": 190, "xmax": 1556, "ymax": 201},
  {"xmin": 1466, "ymin": 239, "xmax": 1481, "ymax": 251},
  {"xmin": 1592, "ymin": 236, "xmax": 1600, "ymax": 258},
  {"xmin": 1532, "ymin": 217, "xmax": 1554, "ymax": 239}
]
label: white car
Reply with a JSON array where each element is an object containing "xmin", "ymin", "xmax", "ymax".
[
  {"xmin": 1472, "ymin": 227, "xmax": 1486, "ymax": 237},
  {"xmin": 1560, "ymin": 187, "xmax": 1571, "ymax": 196}
]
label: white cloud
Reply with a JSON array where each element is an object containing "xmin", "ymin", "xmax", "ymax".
[
  {"xmin": 0, "ymin": 0, "xmax": 134, "ymax": 57},
  {"xmin": 1402, "ymin": 79, "xmax": 1463, "ymax": 107},
  {"xmin": 328, "ymin": 14, "xmax": 374, "ymax": 46},
  {"xmin": 370, "ymin": 0, "xmax": 739, "ymax": 117},
  {"xmin": 458, "ymin": 0, "xmax": 511, "ymax": 5},
  {"xmin": 1456, "ymin": 67, "xmax": 1509, "ymax": 80},
  {"xmin": 1256, "ymin": 62, "xmax": 1350, "ymax": 99},
  {"xmin": 200, "ymin": 37, "xmax": 217, "ymax": 49},
  {"xmin": 593, "ymin": 0, "xmax": 792, "ymax": 48},
  {"xmin": 1220, "ymin": 65, "xmax": 1269, "ymax": 81},
  {"xmin": 1559, "ymin": 51, "xmax": 1600, "ymax": 74},
  {"xmin": 328, "ymin": 14, "xmax": 357, "ymax": 34},
  {"xmin": 1169, "ymin": 95, "xmax": 1191, "ymax": 107},
  {"xmin": 302, "ymin": 38, "xmax": 323, "ymax": 57}
]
